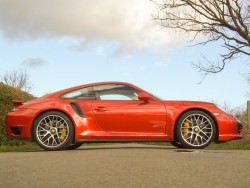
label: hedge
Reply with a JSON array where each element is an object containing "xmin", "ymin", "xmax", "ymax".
[{"xmin": 0, "ymin": 82, "xmax": 35, "ymax": 146}]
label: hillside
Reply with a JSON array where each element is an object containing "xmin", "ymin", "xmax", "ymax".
[{"xmin": 0, "ymin": 82, "xmax": 35, "ymax": 146}]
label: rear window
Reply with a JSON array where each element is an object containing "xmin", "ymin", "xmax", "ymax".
[{"xmin": 60, "ymin": 86, "xmax": 96, "ymax": 100}]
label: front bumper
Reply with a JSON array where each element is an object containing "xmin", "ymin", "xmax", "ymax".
[{"xmin": 216, "ymin": 114, "xmax": 244, "ymax": 141}]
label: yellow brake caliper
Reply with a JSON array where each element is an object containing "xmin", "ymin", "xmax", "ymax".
[
  {"xmin": 60, "ymin": 128, "xmax": 67, "ymax": 141},
  {"xmin": 183, "ymin": 120, "xmax": 190, "ymax": 139}
]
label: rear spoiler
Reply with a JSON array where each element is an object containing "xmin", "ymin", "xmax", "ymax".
[{"xmin": 12, "ymin": 100, "xmax": 24, "ymax": 108}]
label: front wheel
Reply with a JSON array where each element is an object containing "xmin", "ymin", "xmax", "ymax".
[
  {"xmin": 176, "ymin": 110, "xmax": 216, "ymax": 149},
  {"xmin": 32, "ymin": 111, "xmax": 74, "ymax": 151}
]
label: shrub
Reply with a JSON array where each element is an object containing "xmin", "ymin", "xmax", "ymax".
[{"xmin": 0, "ymin": 82, "xmax": 35, "ymax": 146}]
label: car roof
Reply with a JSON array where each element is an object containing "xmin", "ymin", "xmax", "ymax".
[{"xmin": 45, "ymin": 81, "xmax": 146, "ymax": 98}]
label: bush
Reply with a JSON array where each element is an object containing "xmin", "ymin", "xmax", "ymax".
[{"xmin": 0, "ymin": 82, "xmax": 35, "ymax": 146}]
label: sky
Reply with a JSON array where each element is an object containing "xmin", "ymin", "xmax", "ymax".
[{"xmin": 0, "ymin": 0, "xmax": 249, "ymax": 108}]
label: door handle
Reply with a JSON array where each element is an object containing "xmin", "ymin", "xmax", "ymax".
[{"xmin": 95, "ymin": 107, "xmax": 107, "ymax": 112}]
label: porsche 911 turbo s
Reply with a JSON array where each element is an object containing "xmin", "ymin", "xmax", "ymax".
[{"xmin": 5, "ymin": 82, "xmax": 243, "ymax": 150}]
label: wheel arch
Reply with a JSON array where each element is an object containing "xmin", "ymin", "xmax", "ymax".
[
  {"xmin": 30, "ymin": 109, "xmax": 76, "ymax": 142},
  {"xmin": 173, "ymin": 108, "xmax": 219, "ymax": 142}
]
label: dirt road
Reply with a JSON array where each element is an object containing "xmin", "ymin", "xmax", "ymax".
[{"xmin": 0, "ymin": 144, "xmax": 250, "ymax": 188}]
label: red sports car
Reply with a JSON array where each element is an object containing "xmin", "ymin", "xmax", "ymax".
[{"xmin": 5, "ymin": 82, "xmax": 243, "ymax": 150}]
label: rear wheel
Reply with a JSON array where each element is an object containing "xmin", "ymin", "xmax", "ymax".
[
  {"xmin": 176, "ymin": 110, "xmax": 216, "ymax": 149},
  {"xmin": 32, "ymin": 111, "xmax": 74, "ymax": 151}
]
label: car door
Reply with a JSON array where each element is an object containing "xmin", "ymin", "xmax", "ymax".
[{"xmin": 91, "ymin": 84, "xmax": 166, "ymax": 134}]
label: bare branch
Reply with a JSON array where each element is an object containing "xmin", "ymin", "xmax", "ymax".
[
  {"xmin": 151, "ymin": 0, "xmax": 250, "ymax": 75},
  {"xmin": 0, "ymin": 69, "xmax": 34, "ymax": 92}
]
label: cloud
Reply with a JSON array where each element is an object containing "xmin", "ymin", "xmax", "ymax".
[
  {"xmin": 22, "ymin": 58, "xmax": 46, "ymax": 68},
  {"xmin": 0, "ymin": 0, "xmax": 182, "ymax": 56},
  {"xmin": 112, "ymin": 44, "xmax": 134, "ymax": 57},
  {"xmin": 96, "ymin": 46, "xmax": 104, "ymax": 56}
]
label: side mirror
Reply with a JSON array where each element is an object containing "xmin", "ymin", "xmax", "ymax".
[{"xmin": 138, "ymin": 92, "xmax": 151, "ymax": 103}]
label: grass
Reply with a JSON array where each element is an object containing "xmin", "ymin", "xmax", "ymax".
[
  {"xmin": 0, "ymin": 143, "xmax": 40, "ymax": 152},
  {"xmin": 143, "ymin": 134, "xmax": 250, "ymax": 150},
  {"xmin": 208, "ymin": 134, "xmax": 250, "ymax": 150},
  {"xmin": 1, "ymin": 134, "xmax": 250, "ymax": 152},
  {"xmin": 0, "ymin": 142, "xmax": 114, "ymax": 152}
]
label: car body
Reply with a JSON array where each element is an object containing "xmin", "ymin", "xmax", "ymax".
[{"xmin": 5, "ymin": 81, "xmax": 243, "ymax": 150}]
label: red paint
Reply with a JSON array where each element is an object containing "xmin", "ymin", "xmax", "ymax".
[{"xmin": 5, "ymin": 82, "xmax": 243, "ymax": 143}]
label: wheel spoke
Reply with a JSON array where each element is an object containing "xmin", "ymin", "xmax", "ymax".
[
  {"xmin": 41, "ymin": 134, "xmax": 51, "ymax": 143},
  {"xmin": 197, "ymin": 135, "xmax": 204, "ymax": 145},
  {"xmin": 181, "ymin": 113, "xmax": 214, "ymax": 147},
  {"xmin": 36, "ymin": 115, "xmax": 69, "ymax": 148},
  {"xmin": 37, "ymin": 127, "xmax": 48, "ymax": 132},
  {"xmin": 200, "ymin": 131, "xmax": 210, "ymax": 139},
  {"xmin": 44, "ymin": 118, "xmax": 50, "ymax": 127},
  {"xmin": 38, "ymin": 131, "xmax": 49, "ymax": 137},
  {"xmin": 52, "ymin": 136, "xmax": 58, "ymax": 146},
  {"xmin": 182, "ymin": 131, "xmax": 191, "ymax": 137},
  {"xmin": 40, "ymin": 133, "xmax": 50, "ymax": 142},
  {"xmin": 201, "ymin": 124, "xmax": 211, "ymax": 130},
  {"xmin": 194, "ymin": 135, "xmax": 200, "ymax": 146}
]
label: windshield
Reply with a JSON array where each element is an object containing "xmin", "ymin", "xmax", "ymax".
[{"xmin": 143, "ymin": 89, "xmax": 162, "ymax": 100}]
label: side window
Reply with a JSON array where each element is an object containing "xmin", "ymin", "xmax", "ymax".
[
  {"xmin": 93, "ymin": 84, "xmax": 139, "ymax": 100},
  {"xmin": 61, "ymin": 86, "xmax": 96, "ymax": 99}
]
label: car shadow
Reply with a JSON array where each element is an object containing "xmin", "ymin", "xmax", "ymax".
[
  {"xmin": 23, "ymin": 144, "xmax": 196, "ymax": 153},
  {"xmin": 77, "ymin": 145, "xmax": 196, "ymax": 153}
]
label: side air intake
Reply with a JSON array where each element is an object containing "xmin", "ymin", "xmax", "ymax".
[{"xmin": 70, "ymin": 103, "xmax": 84, "ymax": 117}]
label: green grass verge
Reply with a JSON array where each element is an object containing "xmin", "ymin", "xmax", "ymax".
[
  {"xmin": 144, "ymin": 134, "xmax": 250, "ymax": 150},
  {"xmin": 1, "ymin": 135, "xmax": 250, "ymax": 152},
  {"xmin": 0, "ymin": 143, "xmax": 114, "ymax": 152},
  {"xmin": 208, "ymin": 134, "xmax": 250, "ymax": 150},
  {"xmin": 0, "ymin": 144, "xmax": 40, "ymax": 152}
]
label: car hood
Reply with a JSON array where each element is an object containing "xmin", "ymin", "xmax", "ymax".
[{"xmin": 161, "ymin": 100, "xmax": 215, "ymax": 105}]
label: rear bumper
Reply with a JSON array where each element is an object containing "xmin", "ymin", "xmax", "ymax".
[{"xmin": 5, "ymin": 108, "xmax": 40, "ymax": 140}]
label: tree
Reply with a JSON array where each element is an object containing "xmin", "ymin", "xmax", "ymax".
[
  {"xmin": 247, "ymin": 73, "xmax": 250, "ymax": 96},
  {"xmin": 151, "ymin": 0, "xmax": 250, "ymax": 75},
  {"xmin": 0, "ymin": 69, "xmax": 33, "ymax": 92}
]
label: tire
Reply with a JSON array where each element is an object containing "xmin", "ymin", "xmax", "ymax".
[
  {"xmin": 176, "ymin": 110, "xmax": 216, "ymax": 149},
  {"xmin": 170, "ymin": 141, "xmax": 185, "ymax": 149},
  {"xmin": 66, "ymin": 143, "xmax": 83, "ymax": 150},
  {"xmin": 32, "ymin": 111, "xmax": 74, "ymax": 151}
]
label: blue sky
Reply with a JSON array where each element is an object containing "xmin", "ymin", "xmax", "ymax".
[{"xmin": 0, "ymin": 0, "xmax": 249, "ymax": 108}]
